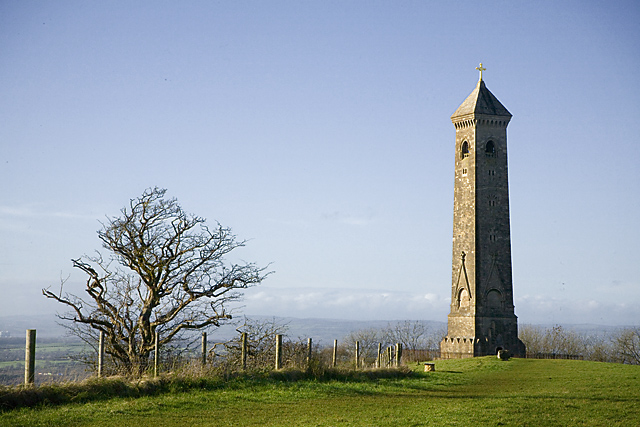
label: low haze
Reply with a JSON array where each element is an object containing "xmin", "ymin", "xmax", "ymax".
[{"xmin": 1, "ymin": 1, "xmax": 639, "ymax": 326}]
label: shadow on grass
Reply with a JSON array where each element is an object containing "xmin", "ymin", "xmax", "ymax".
[{"xmin": 0, "ymin": 367, "xmax": 415, "ymax": 412}]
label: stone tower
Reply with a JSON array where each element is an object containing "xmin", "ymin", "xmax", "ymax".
[{"xmin": 440, "ymin": 65, "xmax": 526, "ymax": 358}]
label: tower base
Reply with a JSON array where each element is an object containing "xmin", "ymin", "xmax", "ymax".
[
  {"xmin": 440, "ymin": 315, "xmax": 526, "ymax": 359},
  {"xmin": 440, "ymin": 335, "xmax": 526, "ymax": 358},
  {"xmin": 439, "ymin": 336, "xmax": 477, "ymax": 359}
]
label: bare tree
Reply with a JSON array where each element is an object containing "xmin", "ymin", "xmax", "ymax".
[
  {"xmin": 614, "ymin": 328, "xmax": 640, "ymax": 365},
  {"xmin": 520, "ymin": 324, "xmax": 586, "ymax": 358},
  {"xmin": 382, "ymin": 321, "xmax": 444, "ymax": 363},
  {"xmin": 213, "ymin": 317, "xmax": 289, "ymax": 370},
  {"xmin": 518, "ymin": 325, "xmax": 545, "ymax": 355},
  {"xmin": 344, "ymin": 327, "xmax": 381, "ymax": 367},
  {"xmin": 583, "ymin": 334, "xmax": 614, "ymax": 363},
  {"xmin": 384, "ymin": 321, "xmax": 431, "ymax": 351},
  {"xmin": 43, "ymin": 188, "xmax": 270, "ymax": 376}
]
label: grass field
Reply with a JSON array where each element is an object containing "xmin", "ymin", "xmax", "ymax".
[{"xmin": 1, "ymin": 357, "xmax": 639, "ymax": 427}]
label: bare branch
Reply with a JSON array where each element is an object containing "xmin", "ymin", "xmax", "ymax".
[{"xmin": 43, "ymin": 187, "xmax": 270, "ymax": 376}]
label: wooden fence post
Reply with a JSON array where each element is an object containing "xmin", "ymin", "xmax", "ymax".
[
  {"xmin": 306, "ymin": 338, "xmax": 313, "ymax": 370},
  {"xmin": 201, "ymin": 332, "xmax": 207, "ymax": 367},
  {"xmin": 154, "ymin": 331, "xmax": 159, "ymax": 378},
  {"xmin": 332, "ymin": 339, "xmax": 338, "ymax": 367},
  {"xmin": 386, "ymin": 346, "xmax": 392, "ymax": 367},
  {"xmin": 241, "ymin": 332, "xmax": 248, "ymax": 370},
  {"xmin": 98, "ymin": 331, "xmax": 104, "ymax": 378},
  {"xmin": 355, "ymin": 341, "xmax": 360, "ymax": 369},
  {"xmin": 376, "ymin": 343, "xmax": 382, "ymax": 368},
  {"xmin": 395, "ymin": 343, "xmax": 403, "ymax": 367},
  {"xmin": 275, "ymin": 334, "xmax": 283, "ymax": 370},
  {"xmin": 24, "ymin": 329, "xmax": 36, "ymax": 386}
]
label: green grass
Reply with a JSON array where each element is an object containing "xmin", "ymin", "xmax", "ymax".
[{"xmin": 1, "ymin": 357, "xmax": 639, "ymax": 426}]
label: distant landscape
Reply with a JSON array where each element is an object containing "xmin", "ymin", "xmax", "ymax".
[
  {"xmin": 0, "ymin": 314, "xmax": 449, "ymax": 343},
  {"xmin": 0, "ymin": 313, "xmax": 632, "ymax": 387},
  {"xmin": 0, "ymin": 314, "xmax": 629, "ymax": 343},
  {"xmin": 0, "ymin": 314, "xmax": 444, "ymax": 385}
]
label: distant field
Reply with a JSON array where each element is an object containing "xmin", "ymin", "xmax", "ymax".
[
  {"xmin": 0, "ymin": 340, "xmax": 89, "ymax": 385},
  {"xmin": 1, "ymin": 357, "xmax": 639, "ymax": 427}
]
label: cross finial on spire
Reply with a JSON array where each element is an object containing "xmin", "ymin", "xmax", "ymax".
[{"xmin": 476, "ymin": 63, "xmax": 486, "ymax": 81}]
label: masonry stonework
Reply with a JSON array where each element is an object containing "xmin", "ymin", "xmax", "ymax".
[{"xmin": 440, "ymin": 72, "xmax": 526, "ymax": 359}]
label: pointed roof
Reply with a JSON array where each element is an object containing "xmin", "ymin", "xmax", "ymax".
[{"xmin": 451, "ymin": 79, "xmax": 511, "ymax": 120}]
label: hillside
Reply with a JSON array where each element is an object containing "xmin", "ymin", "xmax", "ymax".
[{"xmin": 1, "ymin": 357, "xmax": 639, "ymax": 426}]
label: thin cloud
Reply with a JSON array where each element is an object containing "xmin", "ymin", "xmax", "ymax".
[
  {"xmin": 0, "ymin": 205, "xmax": 98, "ymax": 221},
  {"xmin": 241, "ymin": 286, "xmax": 447, "ymax": 320},
  {"xmin": 240, "ymin": 287, "xmax": 640, "ymax": 326},
  {"xmin": 321, "ymin": 211, "xmax": 376, "ymax": 226},
  {"xmin": 516, "ymin": 294, "xmax": 640, "ymax": 326}
]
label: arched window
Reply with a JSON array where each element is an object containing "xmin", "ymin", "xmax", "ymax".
[
  {"xmin": 458, "ymin": 288, "xmax": 470, "ymax": 308},
  {"xmin": 485, "ymin": 140, "xmax": 495, "ymax": 157},
  {"xmin": 461, "ymin": 141, "xmax": 469, "ymax": 159},
  {"xmin": 487, "ymin": 290, "xmax": 502, "ymax": 310}
]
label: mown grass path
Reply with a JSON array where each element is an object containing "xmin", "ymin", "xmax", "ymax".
[{"xmin": 2, "ymin": 357, "xmax": 639, "ymax": 426}]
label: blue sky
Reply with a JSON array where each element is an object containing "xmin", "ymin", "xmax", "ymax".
[{"xmin": 1, "ymin": 1, "xmax": 639, "ymax": 325}]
